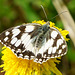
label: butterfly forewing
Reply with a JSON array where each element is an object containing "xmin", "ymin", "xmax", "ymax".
[
  {"xmin": 0, "ymin": 23, "xmax": 41, "ymax": 59},
  {"xmin": 0, "ymin": 22, "xmax": 67, "ymax": 64}
]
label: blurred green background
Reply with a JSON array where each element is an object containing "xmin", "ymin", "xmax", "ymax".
[{"xmin": 0, "ymin": 0, "xmax": 75, "ymax": 75}]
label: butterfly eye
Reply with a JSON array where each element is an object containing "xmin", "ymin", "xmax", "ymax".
[{"xmin": 48, "ymin": 26, "xmax": 50, "ymax": 29}]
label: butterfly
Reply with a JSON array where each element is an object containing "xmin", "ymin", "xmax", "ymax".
[{"xmin": 0, "ymin": 21, "xmax": 67, "ymax": 63}]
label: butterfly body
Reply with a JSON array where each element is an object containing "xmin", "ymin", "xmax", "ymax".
[
  {"xmin": 0, "ymin": 21, "xmax": 67, "ymax": 63},
  {"xmin": 34, "ymin": 23, "xmax": 50, "ymax": 49}
]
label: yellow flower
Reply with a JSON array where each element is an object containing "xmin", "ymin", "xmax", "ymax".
[{"xmin": 0, "ymin": 20, "xmax": 69, "ymax": 75}]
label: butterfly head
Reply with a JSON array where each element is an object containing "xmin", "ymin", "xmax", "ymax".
[{"xmin": 41, "ymin": 21, "xmax": 50, "ymax": 33}]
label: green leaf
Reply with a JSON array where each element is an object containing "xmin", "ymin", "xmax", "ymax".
[
  {"xmin": 67, "ymin": 40, "xmax": 75, "ymax": 61},
  {"xmin": 14, "ymin": 0, "xmax": 40, "ymax": 22}
]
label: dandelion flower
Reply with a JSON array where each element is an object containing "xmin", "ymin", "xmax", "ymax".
[{"xmin": 0, "ymin": 20, "xmax": 69, "ymax": 75}]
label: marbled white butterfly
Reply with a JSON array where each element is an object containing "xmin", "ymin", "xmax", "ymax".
[{"xmin": 0, "ymin": 21, "xmax": 67, "ymax": 63}]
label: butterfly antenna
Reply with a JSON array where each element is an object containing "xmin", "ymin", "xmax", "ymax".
[
  {"xmin": 50, "ymin": 11, "xmax": 67, "ymax": 20},
  {"xmin": 40, "ymin": 5, "xmax": 48, "ymax": 21}
]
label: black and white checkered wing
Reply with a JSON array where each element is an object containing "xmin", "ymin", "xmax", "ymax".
[
  {"xmin": 0, "ymin": 23, "xmax": 41, "ymax": 59},
  {"xmin": 34, "ymin": 27, "xmax": 67, "ymax": 63},
  {"xmin": 44, "ymin": 27, "xmax": 67, "ymax": 58},
  {"xmin": 0, "ymin": 23, "xmax": 67, "ymax": 63}
]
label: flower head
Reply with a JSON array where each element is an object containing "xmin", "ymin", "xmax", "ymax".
[{"xmin": 0, "ymin": 20, "xmax": 69, "ymax": 75}]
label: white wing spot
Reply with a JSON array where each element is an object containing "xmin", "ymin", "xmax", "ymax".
[
  {"xmin": 21, "ymin": 33, "xmax": 28, "ymax": 41},
  {"xmin": 35, "ymin": 58, "xmax": 38, "ymax": 61},
  {"xmin": 52, "ymin": 47, "xmax": 57, "ymax": 53},
  {"xmin": 51, "ymin": 31, "xmax": 58, "ymax": 39},
  {"xmin": 62, "ymin": 45, "xmax": 66, "ymax": 49},
  {"xmin": 61, "ymin": 36, "xmax": 64, "ymax": 40},
  {"xmin": 55, "ymin": 56, "xmax": 57, "ymax": 58},
  {"xmin": 57, "ymin": 39, "xmax": 63, "ymax": 49},
  {"xmin": 51, "ymin": 55, "xmax": 55, "ymax": 58},
  {"xmin": 39, "ymin": 45, "xmax": 45, "ymax": 54},
  {"xmin": 47, "ymin": 57, "xmax": 50, "ymax": 59},
  {"xmin": 24, "ymin": 55, "xmax": 29, "ymax": 59},
  {"xmin": 22, "ymin": 35, "xmax": 30, "ymax": 46},
  {"xmin": 43, "ymin": 59, "xmax": 46, "ymax": 62},
  {"xmin": 31, "ymin": 56, "xmax": 34, "ymax": 59},
  {"xmin": 15, "ymin": 40, "xmax": 21, "ymax": 47},
  {"xmin": 64, "ymin": 52, "xmax": 67, "ymax": 55},
  {"xmin": 25, "ymin": 39, "xmax": 33, "ymax": 48},
  {"xmin": 58, "ymin": 49, "xmax": 62, "ymax": 54},
  {"xmin": 12, "ymin": 49, "xmax": 15, "ymax": 52},
  {"xmin": 39, "ymin": 59, "xmax": 42, "ymax": 61},
  {"xmin": 12, "ymin": 29, "xmax": 21, "ymax": 38},
  {"xmin": 11, "ymin": 37, "xmax": 17, "ymax": 45},
  {"xmin": 17, "ymin": 49, "xmax": 21, "ymax": 53},
  {"xmin": 5, "ymin": 31, "xmax": 10, "ymax": 36},
  {"xmin": 26, "ymin": 43, "xmax": 34, "ymax": 53},
  {"xmin": 22, "ymin": 49, "xmax": 26, "ymax": 53},
  {"xmin": 19, "ymin": 54, "xmax": 23, "ymax": 57},
  {"xmin": 44, "ymin": 54, "xmax": 46, "ymax": 58},
  {"xmin": 48, "ymin": 47, "xmax": 53, "ymax": 54},
  {"xmin": 4, "ymin": 37, "xmax": 8, "ymax": 42},
  {"xmin": 61, "ymin": 54, "xmax": 64, "ymax": 56},
  {"xmin": 25, "ymin": 26, "xmax": 35, "ymax": 32},
  {"xmin": 44, "ymin": 39, "xmax": 54, "ymax": 52},
  {"xmin": 58, "ymin": 55, "xmax": 61, "ymax": 57},
  {"xmin": 49, "ymin": 38, "xmax": 54, "ymax": 47},
  {"xmin": 45, "ymin": 40, "xmax": 51, "ymax": 50}
]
